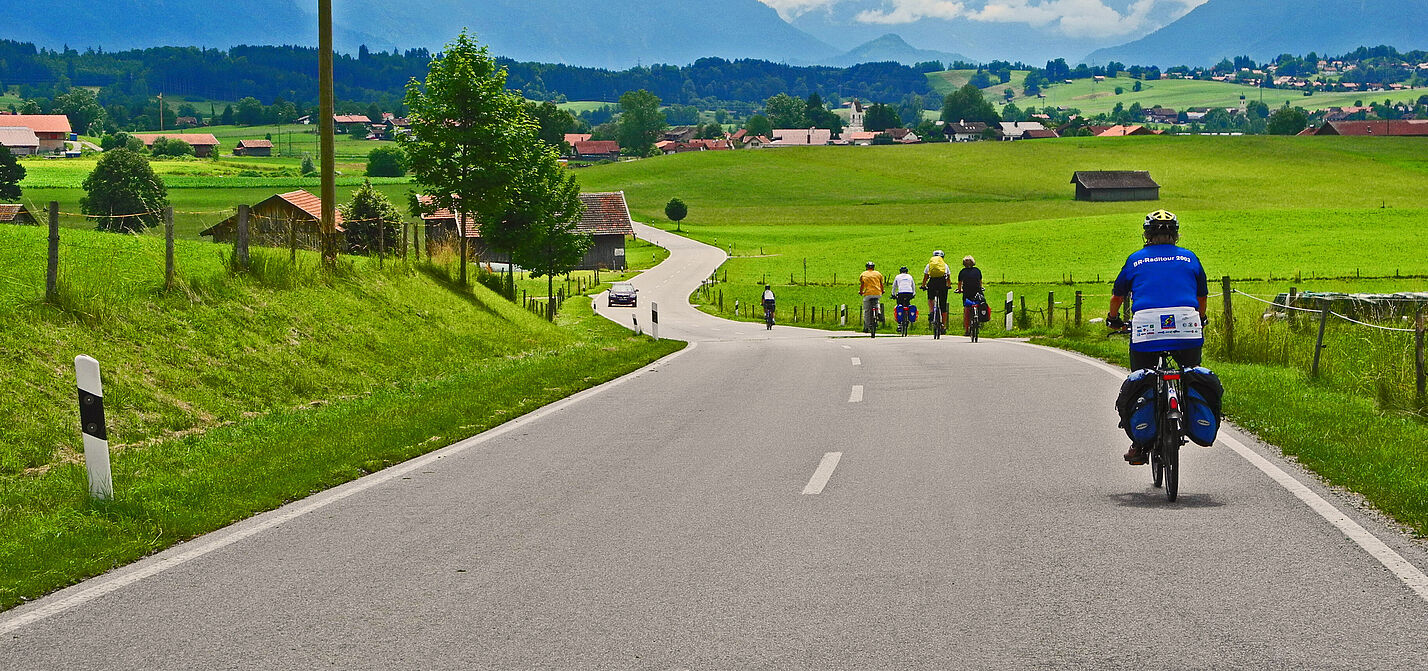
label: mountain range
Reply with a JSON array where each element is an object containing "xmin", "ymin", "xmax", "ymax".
[
  {"xmin": 0, "ymin": 0, "xmax": 1422, "ymax": 69},
  {"xmin": 1086, "ymin": 0, "xmax": 1428, "ymax": 66}
]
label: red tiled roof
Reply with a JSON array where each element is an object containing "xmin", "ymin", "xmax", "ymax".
[
  {"xmin": 1022, "ymin": 129, "xmax": 1060, "ymax": 139},
  {"xmin": 564, "ymin": 133, "xmax": 592, "ymax": 145},
  {"xmin": 4, "ymin": 114, "xmax": 71, "ymax": 134},
  {"xmin": 577, "ymin": 192, "xmax": 634, "ymax": 236},
  {"xmin": 334, "ymin": 115, "xmax": 372, "ymax": 124},
  {"xmin": 574, "ymin": 140, "xmax": 620, "ymax": 155},
  {"xmin": 237, "ymin": 139, "xmax": 273, "ymax": 148},
  {"xmin": 1321, "ymin": 120, "xmax": 1428, "ymax": 136},
  {"xmin": 275, "ymin": 190, "xmax": 344, "ymax": 229},
  {"xmin": 0, "ymin": 204, "xmax": 35, "ymax": 222},
  {"xmin": 416, "ymin": 194, "xmax": 477, "ymax": 236},
  {"xmin": 133, "ymin": 133, "xmax": 220, "ymax": 146}
]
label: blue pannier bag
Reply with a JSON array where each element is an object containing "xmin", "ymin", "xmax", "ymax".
[
  {"xmin": 1180, "ymin": 367, "xmax": 1224, "ymax": 447},
  {"xmin": 1116, "ymin": 370, "xmax": 1157, "ymax": 446}
]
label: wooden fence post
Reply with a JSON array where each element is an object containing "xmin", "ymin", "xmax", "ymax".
[
  {"xmin": 1074, "ymin": 290, "xmax": 1083, "ymax": 326},
  {"xmin": 1222, "ymin": 276, "xmax": 1234, "ymax": 358},
  {"xmin": 1047, "ymin": 291, "xmax": 1054, "ymax": 327},
  {"xmin": 377, "ymin": 216, "xmax": 385, "ymax": 267},
  {"xmin": 1287, "ymin": 285, "xmax": 1297, "ymax": 330},
  {"xmin": 1311, "ymin": 299, "xmax": 1329, "ymax": 377},
  {"xmin": 1019, "ymin": 295, "xmax": 1027, "ymax": 327},
  {"xmin": 1416, "ymin": 312, "xmax": 1425, "ymax": 407},
  {"xmin": 46, "ymin": 201, "xmax": 59, "ymax": 301},
  {"xmin": 164, "ymin": 206, "xmax": 175, "ymax": 290},
  {"xmin": 289, "ymin": 216, "xmax": 298, "ymax": 263},
  {"xmin": 235, "ymin": 204, "xmax": 250, "ymax": 269}
]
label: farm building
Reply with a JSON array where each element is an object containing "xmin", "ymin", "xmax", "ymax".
[
  {"xmin": 0, "ymin": 126, "xmax": 41, "ymax": 155},
  {"xmin": 199, "ymin": 190, "xmax": 345, "ymax": 250},
  {"xmin": 0, "ymin": 204, "xmax": 37, "ymax": 225},
  {"xmin": 333, "ymin": 115, "xmax": 371, "ymax": 134},
  {"xmin": 234, "ymin": 139, "xmax": 273, "ymax": 156},
  {"xmin": 417, "ymin": 191, "xmax": 635, "ymax": 270},
  {"xmin": 573, "ymin": 140, "xmax": 620, "ymax": 161},
  {"xmin": 0, "ymin": 115, "xmax": 71, "ymax": 152},
  {"xmin": 132, "ymin": 133, "xmax": 221, "ymax": 157},
  {"xmin": 1071, "ymin": 171, "xmax": 1160, "ymax": 202},
  {"xmin": 1302, "ymin": 120, "xmax": 1428, "ymax": 137}
]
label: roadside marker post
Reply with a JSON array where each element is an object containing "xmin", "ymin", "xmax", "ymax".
[
  {"xmin": 1005, "ymin": 291, "xmax": 1014, "ymax": 331},
  {"xmin": 75, "ymin": 356, "xmax": 113, "ymax": 500},
  {"xmin": 651, "ymin": 302, "xmax": 660, "ymax": 340},
  {"xmin": 632, "ymin": 315, "xmax": 641, "ymax": 336},
  {"xmin": 839, "ymin": 304, "xmax": 847, "ymax": 327}
]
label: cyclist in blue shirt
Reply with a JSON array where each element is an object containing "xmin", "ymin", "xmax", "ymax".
[{"xmin": 1107, "ymin": 210, "xmax": 1209, "ymax": 463}]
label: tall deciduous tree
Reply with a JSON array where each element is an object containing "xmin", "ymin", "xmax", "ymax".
[
  {"xmin": 80, "ymin": 148, "xmax": 168, "ymax": 233},
  {"xmin": 401, "ymin": 30, "xmax": 532, "ymax": 285},
  {"xmin": 617, "ymin": 89, "xmax": 666, "ymax": 157},
  {"xmin": 484, "ymin": 146, "xmax": 589, "ymax": 319},
  {"xmin": 526, "ymin": 100, "xmax": 579, "ymax": 152},
  {"xmin": 0, "ymin": 147, "xmax": 24, "ymax": 200},
  {"xmin": 1267, "ymin": 107, "xmax": 1309, "ymax": 135},
  {"xmin": 54, "ymin": 87, "xmax": 106, "ymax": 135},
  {"xmin": 764, "ymin": 93, "xmax": 806, "ymax": 129},
  {"xmin": 744, "ymin": 114, "xmax": 772, "ymax": 138},
  {"xmin": 941, "ymin": 84, "xmax": 999, "ymax": 125}
]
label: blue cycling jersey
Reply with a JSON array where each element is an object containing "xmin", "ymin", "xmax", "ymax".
[{"xmin": 1112, "ymin": 244, "xmax": 1208, "ymax": 312}]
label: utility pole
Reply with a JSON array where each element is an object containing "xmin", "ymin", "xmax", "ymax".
[
  {"xmin": 318, "ymin": 0, "xmax": 338, "ymax": 264},
  {"xmin": 157, "ymin": 92, "xmax": 164, "ymax": 131}
]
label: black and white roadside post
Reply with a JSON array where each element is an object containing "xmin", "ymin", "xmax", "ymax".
[
  {"xmin": 1004, "ymin": 291, "xmax": 1014, "ymax": 331},
  {"xmin": 75, "ymin": 355, "xmax": 113, "ymax": 500},
  {"xmin": 650, "ymin": 302, "xmax": 660, "ymax": 340}
]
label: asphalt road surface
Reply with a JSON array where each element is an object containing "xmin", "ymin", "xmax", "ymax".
[{"xmin": 6, "ymin": 225, "xmax": 1428, "ymax": 669}]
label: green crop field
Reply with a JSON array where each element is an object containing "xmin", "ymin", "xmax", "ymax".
[
  {"xmin": 1015, "ymin": 74, "xmax": 1427, "ymax": 116},
  {"xmin": 926, "ymin": 70, "xmax": 1033, "ymax": 98},
  {"xmin": 556, "ymin": 100, "xmax": 617, "ymax": 114}
]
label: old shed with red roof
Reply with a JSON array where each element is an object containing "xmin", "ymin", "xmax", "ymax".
[
  {"xmin": 2, "ymin": 114, "xmax": 71, "ymax": 152},
  {"xmin": 132, "ymin": 133, "xmax": 221, "ymax": 157},
  {"xmin": 234, "ymin": 139, "xmax": 273, "ymax": 156},
  {"xmin": 416, "ymin": 191, "xmax": 635, "ymax": 270},
  {"xmin": 200, "ymin": 190, "xmax": 345, "ymax": 250}
]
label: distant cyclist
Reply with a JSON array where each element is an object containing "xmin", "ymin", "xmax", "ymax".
[
  {"xmin": 956, "ymin": 255, "xmax": 984, "ymax": 335},
  {"xmin": 892, "ymin": 265, "xmax": 917, "ymax": 309},
  {"xmin": 1107, "ymin": 209, "xmax": 1209, "ymax": 464},
  {"xmin": 762, "ymin": 285, "xmax": 776, "ymax": 328},
  {"xmin": 921, "ymin": 250, "xmax": 952, "ymax": 333},
  {"xmin": 859, "ymin": 261, "xmax": 885, "ymax": 335}
]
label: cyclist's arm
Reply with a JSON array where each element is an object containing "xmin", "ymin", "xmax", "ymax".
[
  {"xmin": 1198, "ymin": 295, "xmax": 1208, "ymax": 320},
  {"xmin": 1107, "ymin": 294, "xmax": 1125, "ymax": 321}
]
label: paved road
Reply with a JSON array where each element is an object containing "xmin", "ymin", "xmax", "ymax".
[{"xmin": 6, "ymin": 225, "xmax": 1428, "ymax": 669}]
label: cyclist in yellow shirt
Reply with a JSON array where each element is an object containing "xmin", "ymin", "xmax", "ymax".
[{"xmin": 858, "ymin": 261, "xmax": 885, "ymax": 337}]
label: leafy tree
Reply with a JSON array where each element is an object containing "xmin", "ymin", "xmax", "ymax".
[
  {"xmin": 525, "ymin": 100, "xmax": 579, "ymax": 152},
  {"xmin": 969, "ymin": 70, "xmax": 993, "ymax": 88},
  {"xmin": 804, "ymin": 93, "xmax": 842, "ymax": 134},
  {"xmin": 0, "ymin": 147, "xmax": 24, "ymax": 200},
  {"xmin": 864, "ymin": 103, "xmax": 901, "ymax": 132},
  {"xmin": 80, "ymin": 148, "xmax": 168, "ymax": 233},
  {"xmin": 234, "ymin": 97, "xmax": 265, "ymax": 126},
  {"xmin": 149, "ymin": 137, "xmax": 194, "ymax": 157},
  {"xmin": 941, "ymin": 84, "xmax": 999, "ymax": 124},
  {"xmin": 300, "ymin": 154, "xmax": 316, "ymax": 176},
  {"xmin": 617, "ymin": 89, "xmax": 666, "ymax": 156},
  {"xmin": 365, "ymin": 146, "xmax": 406, "ymax": 177},
  {"xmin": 665, "ymin": 198, "xmax": 687, "ymax": 223},
  {"xmin": 1132, "ymin": 80, "xmax": 1143, "ymax": 92},
  {"xmin": 340, "ymin": 179, "xmax": 402, "ymax": 255},
  {"xmin": 763, "ymin": 93, "xmax": 806, "ymax": 129},
  {"xmin": 54, "ymin": 87, "xmax": 106, "ymax": 135},
  {"xmin": 1001, "ymin": 103, "xmax": 1024, "ymax": 122},
  {"xmin": 744, "ymin": 114, "xmax": 772, "ymax": 138},
  {"xmin": 366, "ymin": 102, "xmax": 383, "ymax": 123},
  {"xmin": 664, "ymin": 104, "xmax": 700, "ymax": 126},
  {"xmin": 220, "ymin": 104, "xmax": 234, "ymax": 126},
  {"xmin": 696, "ymin": 122, "xmax": 725, "ymax": 139},
  {"xmin": 1114, "ymin": 86, "xmax": 1124, "ymax": 95},
  {"xmin": 1267, "ymin": 107, "xmax": 1309, "ymax": 135},
  {"xmin": 896, "ymin": 93, "xmax": 926, "ymax": 126},
  {"xmin": 100, "ymin": 132, "xmax": 144, "ymax": 152},
  {"xmin": 485, "ymin": 146, "xmax": 589, "ymax": 319},
  {"xmin": 915, "ymin": 119, "xmax": 945, "ymax": 142},
  {"xmin": 590, "ymin": 121, "xmax": 618, "ymax": 141},
  {"xmin": 401, "ymin": 30, "xmax": 534, "ymax": 285}
]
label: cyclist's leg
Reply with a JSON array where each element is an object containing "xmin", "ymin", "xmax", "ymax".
[
  {"xmin": 1128, "ymin": 348, "xmax": 1161, "ymax": 370},
  {"xmin": 862, "ymin": 295, "xmax": 876, "ymax": 330},
  {"xmin": 1171, "ymin": 347, "xmax": 1203, "ymax": 368},
  {"xmin": 963, "ymin": 302, "xmax": 974, "ymax": 332}
]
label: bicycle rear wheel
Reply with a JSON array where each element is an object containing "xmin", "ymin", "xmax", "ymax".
[
  {"xmin": 932, "ymin": 307, "xmax": 942, "ymax": 339},
  {"xmin": 968, "ymin": 315, "xmax": 980, "ymax": 342},
  {"xmin": 1150, "ymin": 448, "xmax": 1163, "ymax": 488},
  {"xmin": 1163, "ymin": 435, "xmax": 1179, "ymax": 502}
]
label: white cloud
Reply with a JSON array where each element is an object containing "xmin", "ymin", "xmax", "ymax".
[
  {"xmin": 843, "ymin": 0, "xmax": 1209, "ymax": 37},
  {"xmin": 759, "ymin": 0, "xmax": 844, "ymax": 21}
]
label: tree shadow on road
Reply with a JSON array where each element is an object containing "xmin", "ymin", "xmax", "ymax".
[{"xmin": 1109, "ymin": 491, "xmax": 1226, "ymax": 509}]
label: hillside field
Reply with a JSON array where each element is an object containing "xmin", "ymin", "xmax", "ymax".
[{"xmin": 1013, "ymin": 74, "xmax": 1426, "ymax": 116}]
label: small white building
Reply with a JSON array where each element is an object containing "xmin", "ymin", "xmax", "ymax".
[
  {"xmin": 0, "ymin": 126, "xmax": 41, "ymax": 155},
  {"xmin": 997, "ymin": 121, "xmax": 1047, "ymax": 141},
  {"xmin": 770, "ymin": 128, "xmax": 833, "ymax": 146}
]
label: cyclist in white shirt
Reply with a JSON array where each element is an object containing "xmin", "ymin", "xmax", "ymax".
[{"xmin": 892, "ymin": 266, "xmax": 917, "ymax": 308}]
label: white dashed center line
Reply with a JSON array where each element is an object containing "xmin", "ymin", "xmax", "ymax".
[
  {"xmin": 851, "ymin": 357, "xmax": 861, "ymax": 366},
  {"xmin": 802, "ymin": 452, "xmax": 843, "ymax": 495},
  {"xmin": 848, "ymin": 385, "xmax": 863, "ymax": 403}
]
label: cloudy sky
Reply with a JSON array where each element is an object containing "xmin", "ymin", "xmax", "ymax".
[{"xmin": 761, "ymin": 0, "xmax": 1209, "ymax": 39}]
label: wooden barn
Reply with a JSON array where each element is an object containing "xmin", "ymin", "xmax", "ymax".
[
  {"xmin": 0, "ymin": 204, "xmax": 37, "ymax": 225},
  {"xmin": 417, "ymin": 191, "xmax": 635, "ymax": 270},
  {"xmin": 199, "ymin": 190, "xmax": 345, "ymax": 250},
  {"xmin": 1071, "ymin": 171, "xmax": 1160, "ymax": 202},
  {"xmin": 234, "ymin": 139, "xmax": 273, "ymax": 156},
  {"xmin": 132, "ymin": 133, "xmax": 221, "ymax": 157}
]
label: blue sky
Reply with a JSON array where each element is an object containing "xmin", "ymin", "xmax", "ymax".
[{"xmin": 760, "ymin": 0, "xmax": 1209, "ymax": 39}]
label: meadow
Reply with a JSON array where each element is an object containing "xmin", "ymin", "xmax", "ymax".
[
  {"xmin": 0, "ymin": 223, "xmax": 678, "ymax": 609},
  {"xmin": 1012, "ymin": 73, "xmax": 1426, "ymax": 115}
]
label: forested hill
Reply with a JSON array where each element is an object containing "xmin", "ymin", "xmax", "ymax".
[{"xmin": 0, "ymin": 40, "xmax": 931, "ymax": 108}]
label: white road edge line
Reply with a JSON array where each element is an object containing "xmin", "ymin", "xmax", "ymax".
[
  {"xmin": 851, "ymin": 357, "xmax": 861, "ymax": 366},
  {"xmin": 0, "ymin": 342, "xmax": 700, "ymax": 636},
  {"xmin": 1014, "ymin": 340, "xmax": 1428, "ymax": 603},
  {"xmin": 849, "ymin": 385, "xmax": 863, "ymax": 403},
  {"xmin": 802, "ymin": 452, "xmax": 844, "ymax": 495}
]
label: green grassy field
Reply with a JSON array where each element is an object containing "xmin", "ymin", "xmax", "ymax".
[
  {"xmin": 0, "ymin": 223, "xmax": 679, "ymax": 610},
  {"xmin": 1020, "ymin": 74, "xmax": 1427, "ymax": 116},
  {"xmin": 926, "ymin": 69, "xmax": 1033, "ymax": 98}
]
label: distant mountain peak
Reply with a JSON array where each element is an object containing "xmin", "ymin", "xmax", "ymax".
[{"xmin": 827, "ymin": 32, "xmax": 965, "ymax": 67}]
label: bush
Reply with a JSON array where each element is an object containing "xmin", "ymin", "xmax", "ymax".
[
  {"xmin": 664, "ymin": 197, "xmax": 687, "ymax": 222},
  {"xmin": 300, "ymin": 154, "xmax": 316, "ymax": 175},
  {"xmin": 150, "ymin": 137, "xmax": 195, "ymax": 158},
  {"xmin": 365, "ymin": 146, "xmax": 406, "ymax": 177},
  {"xmin": 79, "ymin": 149, "xmax": 168, "ymax": 233}
]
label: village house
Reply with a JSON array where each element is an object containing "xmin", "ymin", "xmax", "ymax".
[
  {"xmin": 132, "ymin": 133, "xmax": 221, "ymax": 157},
  {"xmin": 943, "ymin": 120, "xmax": 988, "ymax": 142},
  {"xmin": 1144, "ymin": 107, "xmax": 1178, "ymax": 124},
  {"xmin": 840, "ymin": 131, "xmax": 877, "ymax": 146},
  {"xmin": 0, "ymin": 126, "xmax": 41, "ymax": 155},
  {"xmin": 1302, "ymin": 120, "xmax": 1428, "ymax": 137},
  {"xmin": 770, "ymin": 128, "xmax": 832, "ymax": 146},
  {"xmin": 199, "ymin": 190, "xmax": 345, "ymax": 250},
  {"xmin": 418, "ymin": 192, "xmax": 636, "ymax": 270},
  {"xmin": 1070, "ymin": 171, "xmax": 1160, "ymax": 202},
  {"xmin": 174, "ymin": 116, "xmax": 200, "ymax": 128},
  {"xmin": 0, "ymin": 203, "xmax": 37, "ymax": 225},
  {"xmin": 662, "ymin": 127, "xmax": 697, "ymax": 143},
  {"xmin": 1020, "ymin": 128, "xmax": 1060, "ymax": 140},
  {"xmin": 563, "ymin": 133, "xmax": 592, "ymax": 148},
  {"xmin": 2, "ymin": 115, "xmax": 71, "ymax": 153},
  {"xmin": 997, "ymin": 121, "xmax": 1047, "ymax": 141},
  {"xmin": 333, "ymin": 114, "xmax": 371, "ymax": 134},
  {"xmin": 233, "ymin": 139, "xmax": 273, "ymax": 156},
  {"xmin": 1097, "ymin": 125, "xmax": 1158, "ymax": 137},
  {"xmin": 885, "ymin": 128, "xmax": 920, "ymax": 143},
  {"xmin": 573, "ymin": 140, "xmax": 620, "ymax": 161}
]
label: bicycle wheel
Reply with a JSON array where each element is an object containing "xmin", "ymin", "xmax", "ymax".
[
  {"xmin": 1150, "ymin": 447, "xmax": 1163, "ymax": 488},
  {"xmin": 931, "ymin": 308, "xmax": 942, "ymax": 339},
  {"xmin": 1163, "ymin": 436, "xmax": 1179, "ymax": 502},
  {"xmin": 968, "ymin": 314, "xmax": 980, "ymax": 342}
]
